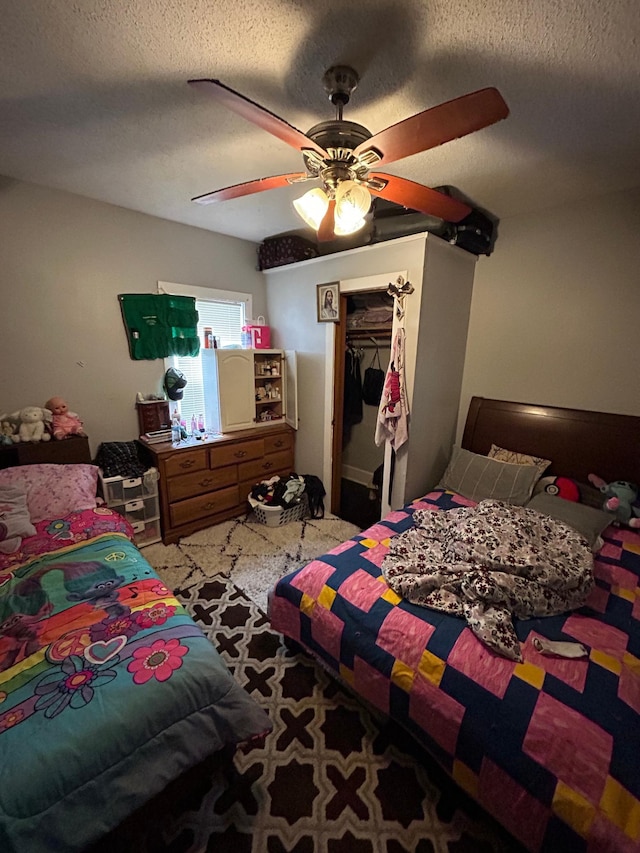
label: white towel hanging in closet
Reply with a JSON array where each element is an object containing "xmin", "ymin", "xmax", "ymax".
[{"xmin": 375, "ymin": 327, "xmax": 409, "ymax": 450}]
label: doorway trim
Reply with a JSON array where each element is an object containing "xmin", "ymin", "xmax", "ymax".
[{"xmin": 322, "ymin": 270, "xmax": 407, "ymax": 516}]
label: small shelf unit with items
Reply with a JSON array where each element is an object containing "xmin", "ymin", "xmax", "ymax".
[
  {"xmin": 202, "ymin": 348, "xmax": 297, "ymax": 434},
  {"xmin": 138, "ymin": 423, "xmax": 295, "ymax": 544},
  {"xmin": 253, "ymin": 351, "xmax": 284, "ymax": 423},
  {"xmin": 98, "ymin": 467, "xmax": 161, "ymax": 547}
]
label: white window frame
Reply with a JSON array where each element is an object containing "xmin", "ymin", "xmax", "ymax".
[{"xmin": 158, "ymin": 281, "xmax": 253, "ymax": 429}]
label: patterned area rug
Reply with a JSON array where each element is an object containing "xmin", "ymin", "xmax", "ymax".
[
  {"xmin": 133, "ymin": 516, "xmax": 523, "ymax": 853},
  {"xmin": 142, "ymin": 513, "xmax": 362, "ymax": 610},
  {"xmin": 116, "ymin": 576, "xmax": 523, "ymax": 852}
]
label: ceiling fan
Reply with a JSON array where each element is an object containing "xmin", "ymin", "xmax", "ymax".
[{"xmin": 188, "ymin": 66, "xmax": 509, "ymax": 241}]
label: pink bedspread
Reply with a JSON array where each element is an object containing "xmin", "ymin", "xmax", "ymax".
[{"xmin": 0, "ymin": 507, "xmax": 134, "ymax": 581}]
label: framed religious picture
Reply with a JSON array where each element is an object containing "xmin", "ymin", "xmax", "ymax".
[{"xmin": 317, "ymin": 282, "xmax": 340, "ymax": 322}]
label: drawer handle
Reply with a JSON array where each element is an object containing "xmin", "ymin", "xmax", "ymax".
[
  {"xmin": 200, "ymin": 477, "xmax": 215, "ymax": 487},
  {"xmin": 262, "ymin": 461, "xmax": 274, "ymax": 470},
  {"xmin": 234, "ymin": 450, "xmax": 247, "ymax": 458},
  {"xmin": 203, "ymin": 501, "xmax": 217, "ymax": 510},
  {"xmin": 180, "ymin": 459, "xmax": 196, "ymax": 469},
  {"xmin": 274, "ymin": 440, "xmax": 284, "ymax": 448}
]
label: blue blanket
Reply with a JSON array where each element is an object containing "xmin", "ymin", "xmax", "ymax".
[{"xmin": 0, "ymin": 532, "xmax": 271, "ymax": 852}]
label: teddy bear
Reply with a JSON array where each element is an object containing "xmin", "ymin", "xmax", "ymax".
[
  {"xmin": 588, "ymin": 474, "xmax": 640, "ymax": 528},
  {"xmin": 44, "ymin": 397, "xmax": 86, "ymax": 440},
  {"xmin": 10, "ymin": 406, "xmax": 51, "ymax": 442}
]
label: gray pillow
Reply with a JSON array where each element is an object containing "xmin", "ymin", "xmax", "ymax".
[
  {"xmin": 0, "ymin": 484, "xmax": 36, "ymax": 554},
  {"xmin": 526, "ymin": 493, "xmax": 613, "ymax": 549},
  {"xmin": 438, "ymin": 446, "xmax": 541, "ymax": 506}
]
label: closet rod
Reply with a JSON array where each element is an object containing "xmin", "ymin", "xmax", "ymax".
[{"xmin": 347, "ymin": 341, "xmax": 388, "ymax": 349}]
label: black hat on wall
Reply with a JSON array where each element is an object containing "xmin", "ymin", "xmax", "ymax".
[{"xmin": 164, "ymin": 368, "xmax": 187, "ymax": 401}]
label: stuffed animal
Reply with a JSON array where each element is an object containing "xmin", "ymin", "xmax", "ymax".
[
  {"xmin": 0, "ymin": 420, "xmax": 18, "ymax": 445},
  {"xmin": 537, "ymin": 475, "xmax": 580, "ymax": 502},
  {"xmin": 10, "ymin": 406, "xmax": 51, "ymax": 442},
  {"xmin": 44, "ymin": 397, "xmax": 86, "ymax": 440},
  {"xmin": 588, "ymin": 474, "xmax": 640, "ymax": 528}
]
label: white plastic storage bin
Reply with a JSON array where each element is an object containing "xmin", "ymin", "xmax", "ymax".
[
  {"xmin": 111, "ymin": 494, "xmax": 160, "ymax": 525},
  {"xmin": 99, "ymin": 468, "xmax": 159, "ymax": 505},
  {"xmin": 131, "ymin": 518, "xmax": 162, "ymax": 548}
]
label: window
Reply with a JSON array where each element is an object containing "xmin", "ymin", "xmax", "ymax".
[{"xmin": 159, "ymin": 282, "xmax": 252, "ymax": 430}]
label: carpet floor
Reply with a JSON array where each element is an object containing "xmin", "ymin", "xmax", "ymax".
[
  {"xmin": 135, "ymin": 515, "xmax": 523, "ymax": 853},
  {"xmin": 142, "ymin": 512, "xmax": 362, "ymax": 612}
]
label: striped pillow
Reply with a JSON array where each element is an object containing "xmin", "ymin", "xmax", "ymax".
[{"xmin": 439, "ymin": 446, "xmax": 542, "ymax": 505}]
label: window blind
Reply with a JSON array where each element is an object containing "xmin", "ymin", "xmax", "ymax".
[{"xmin": 169, "ymin": 298, "xmax": 246, "ymax": 428}]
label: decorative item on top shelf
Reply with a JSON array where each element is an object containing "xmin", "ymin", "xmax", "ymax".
[{"xmin": 257, "ymin": 235, "xmax": 318, "ymax": 271}]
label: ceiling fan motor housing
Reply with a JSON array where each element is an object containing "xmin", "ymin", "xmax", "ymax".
[{"xmin": 323, "ymin": 65, "xmax": 360, "ymax": 108}]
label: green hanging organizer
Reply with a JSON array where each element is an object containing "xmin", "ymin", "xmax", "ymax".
[{"xmin": 118, "ymin": 293, "xmax": 200, "ymax": 360}]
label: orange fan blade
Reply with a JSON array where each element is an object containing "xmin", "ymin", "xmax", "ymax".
[
  {"xmin": 355, "ymin": 88, "xmax": 509, "ymax": 167},
  {"xmin": 368, "ymin": 174, "xmax": 472, "ymax": 222},
  {"xmin": 189, "ymin": 79, "xmax": 329, "ymax": 158},
  {"xmin": 317, "ymin": 200, "xmax": 336, "ymax": 242},
  {"xmin": 192, "ymin": 173, "xmax": 309, "ymax": 205}
]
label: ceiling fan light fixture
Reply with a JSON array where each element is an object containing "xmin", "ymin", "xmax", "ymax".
[
  {"xmin": 333, "ymin": 179, "xmax": 370, "ymax": 235},
  {"xmin": 293, "ymin": 187, "xmax": 329, "ymax": 229},
  {"xmin": 334, "ymin": 215, "xmax": 367, "ymax": 236},
  {"xmin": 335, "ymin": 180, "xmax": 371, "ymax": 218}
]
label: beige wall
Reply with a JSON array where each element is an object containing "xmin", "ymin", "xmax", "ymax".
[
  {"xmin": 2, "ymin": 176, "xmax": 638, "ymax": 482},
  {"xmin": 0, "ymin": 178, "xmax": 266, "ymax": 452},
  {"xmin": 263, "ymin": 237, "xmax": 429, "ymax": 477},
  {"xmin": 458, "ymin": 185, "xmax": 640, "ymax": 436}
]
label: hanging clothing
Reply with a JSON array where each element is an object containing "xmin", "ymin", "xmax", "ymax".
[
  {"xmin": 343, "ymin": 346, "xmax": 363, "ymax": 445},
  {"xmin": 119, "ymin": 293, "xmax": 200, "ymax": 360},
  {"xmin": 375, "ymin": 327, "xmax": 409, "ymax": 450}
]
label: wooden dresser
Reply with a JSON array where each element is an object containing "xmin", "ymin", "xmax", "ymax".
[{"xmin": 138, "ymin": 423, "xmax": 295, "ymax": 544}]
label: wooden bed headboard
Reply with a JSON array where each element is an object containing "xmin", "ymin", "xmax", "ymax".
[{"xmin": 462, "ymin": 397, "xmax": 640, "ymax": 486}]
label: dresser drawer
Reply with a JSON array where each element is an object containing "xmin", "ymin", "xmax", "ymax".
[
  {"xmin": 210, "ymin": 438, "xmax": 264, "ymax": 468},
  {"xmin": 164, "ymin": 449, "xmax": 207, "ymax": 478},
  {"xmin": 167, "ymin": 466, "xmax": 238, "ymax": 503},
  {"xmin": 264, "ymin": 431, "xmax": 293, "ymax": 454},
  {"xmin": 170, "ymin": 485, "xmax": 239, "ymax": 527},
  {"xmin": 238, "ymin": 449, "xmax": 294, "ymax": 483}
]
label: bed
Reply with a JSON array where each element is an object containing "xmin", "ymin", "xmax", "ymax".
[
  {"xmin": 0, "ymin": 461, "xmax": 271, "ymax": 853},
  {"xmin": 270, "ymin": 397, "xmax": 640, "ymax": 853}
]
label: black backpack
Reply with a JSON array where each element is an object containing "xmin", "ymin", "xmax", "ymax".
[{"xmin": 303, "ymin": 474, "xmax": 326, "ymax": 519}]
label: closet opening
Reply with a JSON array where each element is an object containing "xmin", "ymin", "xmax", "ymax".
[{"xmin": 330, "ymin": 290, "xmax": 393, "ymax": 528}]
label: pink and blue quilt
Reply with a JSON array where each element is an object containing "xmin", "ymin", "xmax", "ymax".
[{"xmin": 270, "ymin": 489, "xmax": 640, "ymax": 852}]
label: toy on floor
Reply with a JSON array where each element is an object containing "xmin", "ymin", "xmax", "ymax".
[
  {"xmin": 588, "ymin": 474, "xmax": 640, "ymax": 528},
  {"xmin": 44, "ymin": 397, "xmax": 86, "ymax": 440}
]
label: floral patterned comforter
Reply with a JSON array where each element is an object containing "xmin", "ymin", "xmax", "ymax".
[
  {"xmin": 0, "ymin": 526, "xmax": 271, "ymax": 853},
  {"xmin": 382, "ymin": 499, "xmax": 594, "ymax": 660}
]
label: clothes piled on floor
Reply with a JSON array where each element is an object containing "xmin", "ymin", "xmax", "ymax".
[
  {"xmin": 249, "ymin": 473, "xmax": 326, "ymax": 519},
  {"xmin": 250, "ymin": 474, "xmax": 305, "ymax": 508}
]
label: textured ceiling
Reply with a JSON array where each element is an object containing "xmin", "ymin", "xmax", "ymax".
[{"xmin": 1, "ymin": 0, "xmax": 639, "ymax": 243}]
